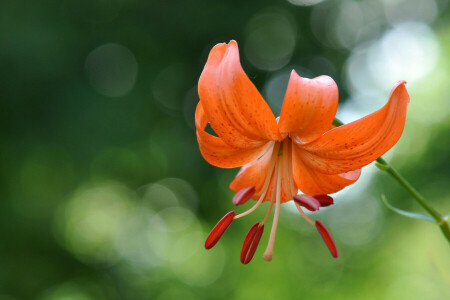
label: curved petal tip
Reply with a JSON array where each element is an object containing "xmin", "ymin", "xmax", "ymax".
[{"xmin": 390, "ymin": 80, "xmax": 408, "ymax": 98}]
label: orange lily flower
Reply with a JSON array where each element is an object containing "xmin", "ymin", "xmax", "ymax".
[{"xmin": 197, "ymin": 41, "xmax": 409, "ymax": 263}]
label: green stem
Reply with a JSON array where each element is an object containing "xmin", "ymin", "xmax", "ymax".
[
  {"xmin": 333, "ymin": 118, "xmax": 450, "ymax": 242},
  {"xmin": 375, "ymin": 157, "xmax": 450, "ymax": 242}
]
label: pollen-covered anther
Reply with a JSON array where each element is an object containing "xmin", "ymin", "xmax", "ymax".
[
  {"xmin": 293, "ymin": 194, "xmax": 321, "ymax": 211},
  {"xmin": 205, "ymin": 211, "xmax": 235, "ymax": 250},
  {"xmin": 233, "ymin": 186, "xmax": 256, "ymax": 206},
  {"xmin": 241, "ymin": 223, "xmax": 264, "ymax": 264},
  {"xmin": 315, "ymin": 220, "xmax": 339, "ymax": 258},
  {"xmin": 314, "ymin": 194, "xmax": 334, "ymax": 207}
]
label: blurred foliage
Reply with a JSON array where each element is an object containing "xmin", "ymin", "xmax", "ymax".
[{"xmin": 0, "ymin": 0, "xmax": 449, "ymax": 299}]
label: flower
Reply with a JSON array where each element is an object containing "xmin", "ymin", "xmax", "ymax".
[{"xmin": 196, "ymin": 41, "xmax": 409, "ymax": 263}]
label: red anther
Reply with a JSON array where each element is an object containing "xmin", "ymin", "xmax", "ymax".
[
  {"xmin": 205, "ymin": 211, "xmax": 235, "ymax": 250},
  {"xmin": 314, "ymin": 195, "xmax": 334, "ymax": 207},
  {"xmin": 240, "ymin": 223, "xmax": 264, "ymax": 264},
  {"xmin": 293, "ymin": 195, "xmax": 320, "ymax": 211},
  {"xmin": 315, "ymin": 220, "xmax": 339, "ymax": 258},
  {"xmin": 233, "ymin": 186, "xmax": 256, "ymax": 206}
]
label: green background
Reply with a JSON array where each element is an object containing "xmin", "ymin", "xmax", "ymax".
[{"xmin": 0, "ymin": 0, "xmax": 449, "ymax": 299}]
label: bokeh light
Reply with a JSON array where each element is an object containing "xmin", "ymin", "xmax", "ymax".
[
  {"xmin": 85, "ymin": 43, "xmax": 138, "ymax": 97},
  {"xmin": 287, "ymin": 0, "xmax": 325, "ymax": 6},
  {"xmin": 1, "ymin": 0, "xmax": 449, "ymax": 299},
  {"xmin": 55, "ymin": 183, "xmax": 135, "ymax": 264},
  {"xmin": 152, "ymin": 64, "xmax": 192, "ymax": 111},
  {"xmin": 367, "ymin": 22, "xmax": 440, "ymax": 88},
  {"xmin": 245, "ymin": 10, "xmax": 297, "ymax": 71}
]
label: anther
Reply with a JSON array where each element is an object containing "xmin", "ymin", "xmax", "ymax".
[
  {"xmin": 315, "ymin": 220, "xmax": 339, "ymax": 258},
  {"xmin": 233, "ymin": 186, "xmax": 256, "ymax": 206},
  {"xmin": 241, "ymin": 223, "xmax": 264, "ymax": 264},
  {"xmin": 314, "ymin": 194, "xmax": 334, "ymax": 207},
  {"xmin": 293, "ymin": 194, "xmax": 321, "ymax": 211},
  {"xmin": 205, "ymin": 211, "xmax": 235, "ymax": 249}
]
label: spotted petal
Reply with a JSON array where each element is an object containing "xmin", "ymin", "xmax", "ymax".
[
  {"xmin": 196, "ymin": 103, "xmax": 271, "ymax": 168},
  {"xmin": 292, "ymin": 145, "xmax": 361, "ymax": 195},
  {"xmin": 279, "ymin": 71, "xmax": 338, "ymax": 143},
  {"xmin": 298, "ymin": 81, "xmax": 409, "ymax": 174},
  {"xmin": 198, "ymin": 40, "xmax": 282, "ymax": 149}
]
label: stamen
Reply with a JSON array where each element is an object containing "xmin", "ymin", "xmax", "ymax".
[
  {"xmin": 233, "ymin": 186, "xmax": 256, "ymax": 206},
  {"xmin": 261, "ymin": 173, "xmax": 278, "ymax": 225},
  {"xmin": 205, "ymin": 211, "xmax": 235, "ymax": 249},
  {"xmin": 293, "ymin": 195, "xmax": 321, "ymax": 212},
  {"xmin": 234, "ymin": 143, "xmax": 280, "ymax": 220},
  {"xmin": 263, "ymin": 156, "xmax": 283, "ymax": 262},
  {"xmin": 287, "ymin": 139, "xmax": 296, "ymax": 196},
  {"xmin": 314, "ymin": 195, "xmax": 334, "ymax": 207},
  {"xmin": 294, "ymin": 202, "xmax": 315, "ymax": 226},
  {"xmin": 253, "ymin": 143, "xmax": 280, "ymax": 198},
  {"xmin": 315, "ymin": 220, "xmax": 339, "ymax": 258},
  {"xmin": 240, "ymin": 222, "xmax": 264, "ymax": 264},
  {"xmin": 282, "ymin": 140, "xmax": 292, "ymax": 199}
]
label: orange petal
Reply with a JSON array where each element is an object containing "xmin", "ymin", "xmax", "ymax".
[
  {"xmin": 298, "ymin": 81, "xmax": 410, "ymax": 174},
  {"xmin": 229, "ymin": 144, "xmax": 273, "ymax": 194},
  {"xmin": 198, "ymin": 40, "xmax": 281, "ymax": 149},
  {"xmin": 279, "ymin": 71, "xmax": 338, "ymax": 143},
  {"xmin": 196, "ymin": 102, "xmax": 270, "ymax": 168},
  {"xmin": 292, "ymin": 145, "xmax": 361, "ymax": 195}
]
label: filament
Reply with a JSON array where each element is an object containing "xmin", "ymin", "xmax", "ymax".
[
  {"xmin": 282, "ymin": 140, "xmax": 292, "ymax": 200},
  {"xmin": 287, "ymin": 139, "xmax": 296, "ymax": 196},
  {"xmin": 234, "ymin": 143, "xmax": 280, "ymax": 220},
  {"xmin": 254, "ymin": 142, "xmax": 280, "ymax": 198},
  {"xmin": 281, "ymin": 143, "xmax": 292, "ymax": 200},
  {"xmin": 261, "ymin": 163, "xmax": 278, "ymax": 225},
  {"xmin": 295, "ymin": 202, "xmax": 315, "ymax": 226},
  {"xmin": 263, "ymin": 156, "xmax": 283, "ymax": 261}
]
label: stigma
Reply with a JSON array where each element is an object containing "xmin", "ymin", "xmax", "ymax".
[{"xmin": 204, "ymin": 139, "xmax": 338, "ymax": 264}]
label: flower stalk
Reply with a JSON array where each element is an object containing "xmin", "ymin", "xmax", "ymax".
[{"xmin": 333, "ymin": 118, "xmax": 450, "ymax": 242}]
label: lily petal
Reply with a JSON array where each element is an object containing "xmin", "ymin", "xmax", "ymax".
[
  {"xmin": 292, "ymin": 145, "xmax": 361, "ymax": 195},
  {"xmin": 198, "ymin": 40, "xmax": 282, "ymax": 148},
  {"xmin": 229, "ymin": 144, "xmax": 273, "ymax": 195},
  {"xmin": 298, "ymin": 81, "xmax": 409, "ymax": 174},
  {"xmin": 279, "ymin": 71, "xmax": 338, "ymax": 143},
  {"xmin": 196, "ymin": 102, "xmax": 270, "ymax": 168}
]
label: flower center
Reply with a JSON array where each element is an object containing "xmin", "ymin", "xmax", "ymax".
[
  {"xmin": 233, "ymin": 139, "xmax": 316, "ymax": 261},
  {"xmin": 205, "ymin": 138, "xmax": 339, "ymax": 263}
]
